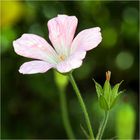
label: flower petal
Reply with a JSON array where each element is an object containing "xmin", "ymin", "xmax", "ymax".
[
  {"xmin": 19, "ymin": 60, "xmax": 54, "ymax": 74},
  {"xmin": 48, "ymin": 14, "xmax": 78, "ymax": 56},
  {"xmin": 70, "ymin": 50, "xmax": 87, "ymax": 60},
  {"xmin": 56, "ymin": 52, "xmax": 85, "ymax": 73},
  {"xmin": 13, "ymin": 34, "xmax": 58, "ymax": 64},
  {"xmin": 56, "ymin": 59, "xmax": 82, "ymax": 73},
  {"xmin": 56, "ymin": 49, "xmax": 86, "ymax": 73},
  {"xmin": 71, "ymin": 27, "xmax": 102, "ymax": 53}
]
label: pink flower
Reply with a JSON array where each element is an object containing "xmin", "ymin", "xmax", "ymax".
[{"xmin": 13, "ymin": 14, "xmax": 102, "ymax": 74}]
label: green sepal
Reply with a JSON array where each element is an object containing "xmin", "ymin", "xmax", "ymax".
[
  {"xmin": 110, "ymin": 94, "xmax": 120, "ymax": 109},
  {"xmin": 54, "ymin": 71, "xmax": 68, "ymax": 91},
  {"xmin": 118, "ymin": 89, "xmax": 126, "ymax": 95},
  {"xmin": 110, "ymin": 90, "xmax": 125, "ymax": 109},
  {"xmin": 103, "ymin": 80, "xmax": 111, "ymax": 104},
  {"xmin": 112, "ymin": 80, "xmax": 124, "ymax": 96},
  {"xmin": 110, "ymin": 81, "xmax": 122, "ymax": 103},
  {"xmin": 93, "ymin": 79, "xmax": 103, "ymax": 98},
  {"xmin": 99, "ymin": 95, "xmax": 109, "ymax": 111},
  {"xmin": 110, "ymin": 81, "xmax": 124, "ymax": 105}
]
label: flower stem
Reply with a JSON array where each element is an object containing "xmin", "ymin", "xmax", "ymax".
[
  {"xmin": 96, "ymin": 111, "xmax": 109, "ymax": 140},
  {"xmin": 59, "ymin": 88, "xmax": 75, "ymax": 139},
  {"xmin": 68, "ymin": 73, "xmax": 95, "ymax": 139}
]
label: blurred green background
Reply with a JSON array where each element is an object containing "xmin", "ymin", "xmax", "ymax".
[{"xmin": 1, "ymin": 1, "xmax": 139, "ymax": 139}]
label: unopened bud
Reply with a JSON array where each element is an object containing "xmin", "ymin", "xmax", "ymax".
[
  {"xmin": 106, "ymin": 71, "xmax": 111, "ymax": 81},
  {"xmin": 93, "ymin": 71, "xmax": 124, "ymax": 111}
]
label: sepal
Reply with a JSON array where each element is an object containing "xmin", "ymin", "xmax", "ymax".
[
  {"xmin": 93, "ymin": 79, "xmax": 103, "ymax": 98},
  {"xmin": 99, "ymin": 95, "xmax": 109, "ymax": 111}
]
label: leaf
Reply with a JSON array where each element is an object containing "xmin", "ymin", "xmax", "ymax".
[{"xmin": 93, "ymin": 79, "xmax": 103, "ymax": 98}]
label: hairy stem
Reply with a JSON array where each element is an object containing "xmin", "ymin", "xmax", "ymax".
[
  {"xmin": 68, "ymin": 73, "xmax": 94, "ymax": 139},
  {"xmin": 96, "ymin": 111, "xmax": 109, "ymax": 140}
]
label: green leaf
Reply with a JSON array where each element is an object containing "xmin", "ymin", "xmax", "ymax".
[
  {"xmin": 99, "ymin": 95, "xmax": 109, "ymax": 111},
  {"xmin": 93, "ymin": 79, "xmax": 103, "ymax": 98}
]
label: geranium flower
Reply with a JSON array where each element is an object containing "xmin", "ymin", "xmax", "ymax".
[{"xmin": 13, "ymin": 14, "xmax": 102, "ymax": 74}]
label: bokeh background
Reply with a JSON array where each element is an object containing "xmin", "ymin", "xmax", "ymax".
[{"xmin": 1, "ymin": 1, "xmax": 139, "ymax": 139}]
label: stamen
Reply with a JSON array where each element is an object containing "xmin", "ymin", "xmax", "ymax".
[{"xmin": 59, "ymin": 54, "xmax": 66, "ymax": 61}]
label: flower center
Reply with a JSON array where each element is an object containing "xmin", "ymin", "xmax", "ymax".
[{"xmin": 59, "ymin": 54, "xmax": 66, "ymax": 61}]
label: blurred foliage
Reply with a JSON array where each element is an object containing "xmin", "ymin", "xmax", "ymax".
[
  {"xmin": 115, "ymin": 101, "xmax": 136, "ymax": 139},
  {"xmin": 1, "ymin": 1, "xmax": 139, "ymax": 139}
]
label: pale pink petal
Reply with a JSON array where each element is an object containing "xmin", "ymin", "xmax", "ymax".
[
  {"xmin": 47, "ymin": 14, "xmax": 78, "ymax": 56},
  {"xmin": 13, "ymin": 34, "xmax": 58, "ymax": 64},
  {"xmin": 56, "ymin": 59, "xmax": 83, "ymax": 73},
  {"xmin": 71, "ymin": 50, "xmax": 87, "ymax": 60},
  {"xmin": 56, "ymin": 53, "xmax": 85, "ymax": 73},
  {"xmin": 56, "ymin": 49, "xmax": 86, "ymax": 73},
  {"xmin": 56, "ymin": 61, "xmax": 73, "ymax": 73},
  {"xmin": 71, "ymin": 27, "xmax": 102, "ymax": 53},
  {"xmin": 19, "ymin": 60, "xmax": 54, "ymax": 74}
]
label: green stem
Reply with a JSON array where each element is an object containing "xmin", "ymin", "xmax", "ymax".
[
  {"xmin": 96, "ymin": 111, "xmax": 109, "ymax": 140},
  {"xmin": 68, "ymin": 73, "xmax": 95, "ymax": 139},
  {"xmin": 59, "ymin": 88, "xmax": 75, "ymax": 139}
]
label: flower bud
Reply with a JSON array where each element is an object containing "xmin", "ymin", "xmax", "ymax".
[
  {"xmin": 106, "ymin": 71, "xmax": 111, "ymax": 81},
  {"xmin": 93, "ymin": 71, "xmax": 124, "ymax": 111}
]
